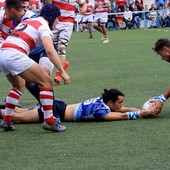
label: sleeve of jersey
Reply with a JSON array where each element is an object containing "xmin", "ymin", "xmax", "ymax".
[
  {"xmin": 38, "ymin": 19, "xmax": 53, "ymax": 39},
  {"xmin": 93, "ymin": 108, "xmax": 110, "ymax": 119}
]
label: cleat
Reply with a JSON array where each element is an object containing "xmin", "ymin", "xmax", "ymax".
[
  {"xmin": 1, "ymin": 120, "xmax": 15, "ymax": 131},
  {"xmin": 89, "ymin": 35, "xmax": 93, "ymax": 39},
  {"xmin": 42, "ymin": 118, "xmax": 66, "ymax": 132},
  {"xmin": 54, "ymin": 75, "xmax": 61, "ymax": 84},
  {"xmin": 103, "ymin": 38, "xmax": 110, "ymax": 44}
]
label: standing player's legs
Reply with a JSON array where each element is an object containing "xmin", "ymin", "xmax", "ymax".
[
  {"xmin": 93, "ymin": 13, "xmax": 110, "ymax": 43},
  {"xmin": 26, "ymin": 50, "xmax": 54, "ymax": 105},
  {"xmin": 53, "ymin": 23, "xmax": 73, "ymax": 84},
  {"xmin": 0, "ymin": 50, "xmax": 66, "ymax": 132},
  {"xmin": 19, "ymin": 63, "xmax": 66, "ymax": 132},
  {"xmin": 87, "ymin": 14, "xmax": 94, "ymax": 39}
]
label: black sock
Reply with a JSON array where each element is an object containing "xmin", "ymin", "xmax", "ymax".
[
  {"xmin": 26, "ymin": 83, "xmax": 41, "ymax": 104},
  {"xmin": 0, "ymin": 104, "xmax": 5, "ymax": 109},
  {"xmin": 0, "ymin": 108, "xmax": 3, "ymax": 119}
]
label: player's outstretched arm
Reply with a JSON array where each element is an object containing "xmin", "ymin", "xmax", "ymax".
[{"xmin": 102, "ymin": 105, "xmax": 156, "ymax": 121}]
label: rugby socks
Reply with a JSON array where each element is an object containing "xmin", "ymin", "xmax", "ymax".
[
  {"xmin": 26, "ymin": 83, "xmax": 41, "ymax": 104},
  {"xmin": 4, "ymin": 88, "xmax": 22, "ymax": 124},
  {"xmin": 93, "ymin": 25, "xmax": 103, "ymax": 33},
  {"xmin": 104, "ymin": 31, "xmax": 109, "ymax": 39},
  {"xmin": 39, "ymin": 87, "xmax": 54, "ymax": 125}
]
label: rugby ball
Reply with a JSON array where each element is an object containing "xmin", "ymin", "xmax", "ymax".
[
  {"xmin": 142, "ymin": 100, "xmax": 156, "ymax": 110},
  {"xmin": 142, "ymin": 100, "xmax": 157, "ymax": 118}
]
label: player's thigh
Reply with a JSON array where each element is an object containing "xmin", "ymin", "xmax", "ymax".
[{"xmin": 19, "ymin": 62, "xmax": 52, "ymax": 88}]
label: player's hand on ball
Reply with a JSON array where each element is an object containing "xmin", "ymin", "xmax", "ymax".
[{"xmin": 142, "ymin": 99, "xmax": 157, "ymax": 118}]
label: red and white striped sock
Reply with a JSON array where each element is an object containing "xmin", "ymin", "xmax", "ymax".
[
  {"xmin": 4, "ymin": 88, "xmax": 22, "ymax": 124},
  {"xmin": 40, "ymin": 87, "xmax": 54, "ymax": 125}
]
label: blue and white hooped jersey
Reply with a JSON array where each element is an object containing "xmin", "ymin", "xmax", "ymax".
[
  {"xmin": 73, "ymin": 97, "xmax": 111, "ymax": 121},
  {"xmin": 13, "ymin": 10, "xmax": 38, "ymax": 27}
]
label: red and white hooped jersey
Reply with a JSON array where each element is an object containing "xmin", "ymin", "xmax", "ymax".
[
  {"xmin": 1, "ymin": 17, "xmax": 53, "ymax": 55},
  {"xmin": 0, "ymin": 10, "xmax": 13, "ymax": 40},
  {"xmin": 85, "ymin": 1, "xmax": 94, "ymax": 15},
  {"xmin": 95, "ymin": 0, "xmax": 109, "ymax": 13},
  {"xmin": 52, "ymin": 0, "xmax": 85, "ymax": 23}
]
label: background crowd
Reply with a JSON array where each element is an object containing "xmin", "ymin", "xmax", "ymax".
[
  {"xmin": 75, "ymin": 0, "xmax": 170, "ymax": 30},
  {"xmin": 1, "ymin": 0, "xmax": 170, "ymax": 31}
]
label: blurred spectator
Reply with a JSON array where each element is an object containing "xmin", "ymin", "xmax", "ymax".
[
  {"xmin": 157, "ymin": 5, "xmax": 168, "ymax": 27},
  {"xmin": 135, "ymin": 0, "xmax": 143, "ymax": 11},
  {"xmin": 123, "ymin": 6, "xmax": 133, "ymax": 29},
  {"xmin": 133, "ymin": 5, "xmax": 142, "ymax": 28},
  {"xmin": 143, "ymin": 4, "xmax": 150, "ymax": 20},
  {"xmin": 149, "ymin": 17, "xmax": 157, "ymax": 28},
  {"xmin": 117, "ymin": 0, "xmax": 126, "ymax": 12},
  {"xmin": 115, "ymin": 7, "xmax": 124, "ymax": 29},
  {"xmin": 106, "ymin": 0, "xmax": 116, "ymax": 30},
  {"xmin": 161, "ymin": 15, "xmax": 169, "ymax": 27},
  {"xmin": 149, "ymin": 4, "xmax": 157, "ymax": 20},
  {"xmin": 155, "ymin": 0, "xmax": 165, "ymax": 9},
  {"xmin": 129, "ymin": 0, "xmax": 134, "ymax": 11}
]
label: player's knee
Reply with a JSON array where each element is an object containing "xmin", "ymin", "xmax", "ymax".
[
  {"xmin": 39, "ymin": 75, "xmax": 53, "ymax": 88},
  {"xmin": 58, "ymin": 47, "xmax": 66, "ymax": 57}
]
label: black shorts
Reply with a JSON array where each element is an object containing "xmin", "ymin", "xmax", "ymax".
[{"xmin": 37, "ymin": 100, "xmax": 67, "ymax": 123}]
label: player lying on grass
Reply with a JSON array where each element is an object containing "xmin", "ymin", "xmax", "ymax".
[{"xmin": 0, "ymin": 88, "xmax": 158, "ymax": 123}]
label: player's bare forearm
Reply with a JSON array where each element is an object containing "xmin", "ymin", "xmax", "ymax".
[{"xmin": 163, "ymin": 86, "xmax": 170, "ymax": 99}]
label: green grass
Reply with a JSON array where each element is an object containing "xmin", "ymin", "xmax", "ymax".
[{"xmin": 1, "ymin": 28, "xmax": 170, "ymax": 169}]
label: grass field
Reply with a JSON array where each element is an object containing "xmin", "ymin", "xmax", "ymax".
[{"xmin": 1, "ymin": 28, "xmax": 170, "ymax": 169}]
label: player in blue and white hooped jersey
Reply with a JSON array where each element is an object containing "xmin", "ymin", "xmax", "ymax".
[{"xmin": 0, "ymin": 88, "xmax": 157, "ymax": 123}]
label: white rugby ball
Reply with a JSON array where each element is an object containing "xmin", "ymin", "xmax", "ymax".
[{"xmin": 142, "ymin": 100, "xmax": 156, "ymax": 110}]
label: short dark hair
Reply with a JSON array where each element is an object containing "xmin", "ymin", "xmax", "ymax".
[
  {"xmin": 5, "ymin": 0, "xmax": 22, "ymax": 10},
  {"xmin": 102, "ymin": 88, "xmax": 124, "ymax": 103},
  {"xmin": 153, "ymin": 38, "xmax": 170, "ymax": 53}
]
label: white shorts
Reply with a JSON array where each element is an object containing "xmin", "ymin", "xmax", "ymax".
[
  {"xmin": 52, "ymin": 22, "xmax": 74, "ymax": 43},
  {"xmin": 81, "ymin": 14, "xmax": 94, "ymax": 23},
  {"xmin": 0, "ymin": 49, "xmax": 34, "ymax": 76},
  {"xmin": 93, "ymin": 12, "xmax": 108, "ymax": 23}
]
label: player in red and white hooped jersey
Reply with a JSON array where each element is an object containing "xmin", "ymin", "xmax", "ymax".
[
  {"xmin": 0, "ymin": 0, "xmax": 5, "ymax": 10},
  {"xmin": 45, "ymin": 0, "xmax": 87, "ymax": 85},
  {"xmin": 93, "ymin": 0, "xmax": 110, "ymax": 43},
  {"xmin": 0, "ymin": 3, "xmax": 70, "ymax": 132},
  {"xmin": 81, "ymin": 0, "xmax": 94, "ymax": 38},
  {"xmin": 0, "ymin": 10, "xmax": 13, "ymax": 47}
]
